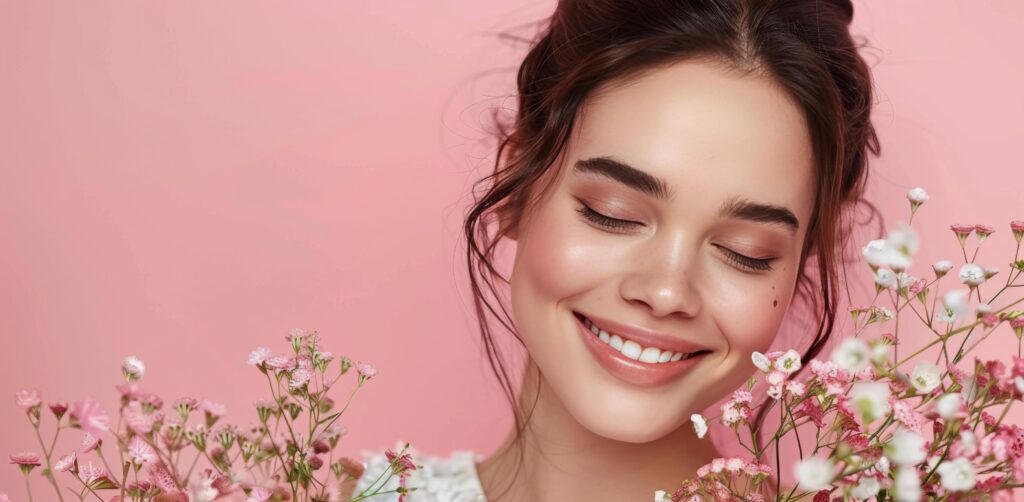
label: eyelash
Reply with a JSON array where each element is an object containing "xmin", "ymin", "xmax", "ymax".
[{"xmin": 575, "ymin": 203, "xmax": 775, "ymax": 272}]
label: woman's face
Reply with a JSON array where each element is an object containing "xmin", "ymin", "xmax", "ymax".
[{"xmin": 507, "ymin": 59, "xmax": 817, "ymax": 442}]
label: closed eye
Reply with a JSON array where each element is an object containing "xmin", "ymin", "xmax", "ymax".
[
  {"xmin": 576, "ymin": 202, "xmax": 775, "ymax": 272},
  {"xmin": 714, "ymin": 245, "xmax": 774, "ymax": 272},
  {"xmin": 575, "ymin": 203, "xmax": 641, "ymax": 231}
]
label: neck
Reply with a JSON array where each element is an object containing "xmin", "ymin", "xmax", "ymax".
[{"xmin": 475, "ymin": 358, "xmax": 721, "ymax": 502}]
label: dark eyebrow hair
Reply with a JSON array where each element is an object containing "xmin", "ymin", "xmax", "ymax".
[{"xmin": 573, "ymin": 156, "xmax": 800, "ymax": 233}]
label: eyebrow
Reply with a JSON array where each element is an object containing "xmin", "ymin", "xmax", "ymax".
[{"xmin": 572, "ymin": 156, "xmax": 800, "ymax": 233}]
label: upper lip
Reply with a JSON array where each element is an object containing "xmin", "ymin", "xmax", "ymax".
[{"xmin": 574, "ymin": 310, "xmax": 711, "ymax": 355}]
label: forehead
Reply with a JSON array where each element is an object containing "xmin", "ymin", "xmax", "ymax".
[{"xmin": 567, "ymin": 59, "xmax": 816, "ymax": 223}]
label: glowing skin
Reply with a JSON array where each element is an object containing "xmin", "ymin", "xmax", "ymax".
[{"xmin": 475, "ymin": 59, "xmax": 817, "ymax": 501}]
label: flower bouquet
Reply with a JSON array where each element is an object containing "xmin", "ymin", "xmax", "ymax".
[
  {"xmin": 657, "ymin": 189, "xmax": 1024, "ymax": 501},
  {"xmin": 7, "ymin": 330, "xmax": 419, "ymax": 502}
]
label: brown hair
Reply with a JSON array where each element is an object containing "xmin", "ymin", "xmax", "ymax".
[{"xmin": 462, "ymin": 0, "xmax": 881, "ymax": 493}]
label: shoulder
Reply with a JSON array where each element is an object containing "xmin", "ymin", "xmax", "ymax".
[{"xmin": 352, "ymin": 442, "xmax": 487, "ymax": 502}]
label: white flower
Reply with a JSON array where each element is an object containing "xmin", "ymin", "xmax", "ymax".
[
  {"xmin": 932, "ymin": 260, "xmax": 954, "ymax": 277},
  {"xmin": 862, "ymin": 239, "xmax": 891, "ymax": 268},
  {"xmin": 935, "ymin": 393, "xmax": 963, "ymax": 420},
  {"xmin": 936, "ymin": 457, "xmax": 976, "ymax": 492},
  {"xmin": 786, "ymin": 381, "xmax": 806, "ymax": 397},
  {"xmin": 870, "ymin": 343, "xmax": 889, "ymax": 366},
  {"xmin": 886, "ymin": 223, "xmax": 919, "ymax": 263},
  {"xmin": 1015, "ymin": 376, "xmax": 1024, "ymax": 395},
  {"xmin": 794, "ymin": 457, "xmax": 834, "ymax": 491},
  {"xmin": 896, "ymin": 272, "xmax": 916, "ymax": 289},
  {"xmin": 774, "ymin": 349, "xmax": 802, "ymax": 375},
  {"xmin": 886, "ymin": 428, "xmax": 926, "ymax": 466},
  {"xmin": 893, "ymin": 467, "xmax": 921, "ymax": 502},
  {"xmin": 849, "ymin": 382, "xmax": 891, "ymax": 424},
  {"xmin": 690, "ymin": 414, "xmax": 708, "ymax": 439},
  {"xmin": 874, "ymin": 268, "xmax": 897, "ymax": 289},
  {"xmin": 958, "ymin": 264, "xmax": 986, "ymax": 287},
  {"xmin": 976, "ymin": 303, "xmax": 993, "ymax": 314},
  {"xmin": 831, "ymin": 338, "xmax": 870, "ymax": 373},
  {"xmin": 121, "ymin": 356, "xmax": 145, "ymax": 381},
  {"xmin": 654, "ymin": 490, "xmax": 670, "ymax": 501},
  {"xmin": 910, "ymin": 361, "xmax": 942, "ymax": 394},
  {"xmin": 943, "ymin": 289, "xmax": 970, "ymax": 319},
  {"xmin": 937, "ymin": 308, "xmax": 958, "ymax": 324},
  {"xmin": 906, "ymin": 187, "xmax": 929, "ymax": 204},
  {"xmin": 751, "ymin": 351, "xmax": 772, "ymax": 373},
  {"xmin": 850, "ymin": 475, "xmax": 881, "ymax": 500}
]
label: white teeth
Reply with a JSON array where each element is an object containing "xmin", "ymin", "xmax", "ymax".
[
  {"xmin": 621, "ymin": 340, "xmax": 642, "ymax": 360},
  {"xmin": 582, "ymin": 315, "xmax": 702, "ymax": 364}
]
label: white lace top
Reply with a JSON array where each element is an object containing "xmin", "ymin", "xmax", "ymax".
[{"xmin": 353, "ymin": 443, "xmax": 487, "ymax": 502}]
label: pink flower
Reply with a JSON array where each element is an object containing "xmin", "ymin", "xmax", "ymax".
[
  {"xmin": 49, "ymin": 401, "xmax": 68, "ymax": 418},
  {"xmin": 288, "ymin": 368, "xmax": 312, "ymax": 389},
  {"xmin": 247, "ymin": 347, "xmax": 272, "ymax": 366},
  {"xmin": 69, "ymin": 398, "xmax": 110, "ymax": 436},
  {"xmin": 355, "ymin": 361, "xmax": 377, "ymax": 381},
  {"xmin": 246, "ymin": 486, "xmax": 272, "ymax": 502},
  {"xmin": 54, "ymin": 451, "xmax": 77, "ymax": 472},
  {"xmin": 384, "ymin": 448, "xmax": 416, "ymax": 474},
  {"xmin": 14, "ymin": 390, "xmax": 41, "ymax": 411},
  {"xmin": 80, "ymin": 432, "xmax": 102, "ymax": 453},
  {"xmin": 127, "ymin": 437, "xmax": 156, "ymax": 465},
  {"xmin": 974, "ymin": 224, "xmax": 994, "ymax": 238},
  {"xmin": 264, "ymin": 355, "xmax": 294, "ymax": 373},
  {"xmin": 78, "ymin": 461, "xmax": 110, "ymax": 486},
  {"xmin": 123, "ymin": 402, "xmax": 156, "ymax": 435},
  {"xmin": 201, "ymin": 399, "xmax": 226, "ymax": 417},
  {"xmin": 950, "ymin": 224, "xmax": 975, "ymax": 236},
  {"xmin": 9, "ymin": 452, "xmax": 40, "ymax": 466}
]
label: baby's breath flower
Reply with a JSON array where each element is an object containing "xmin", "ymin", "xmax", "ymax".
[
  {"xmin": 1011, "ymin": 220, "xmax": 1024, "ymax": 243},
  {"xmin": 936, "ymin": 457, "xmax": 976, "ymax": 492},
  {"xmin": 950, "ymin": 224, "xmax": 975, "ymax": 245},
  {"xmin": 122, "ymin": 356, "xmax": 145, "ymax": 381},
  {"xmin": 690, "ymin": 414, "xmax": 707, "ymax": 439},
  {"xmin": 943, "ymin": 289, "xmax": 970, "ymax": 319},
  {"xmin": 774, "ymin": 350, "xmax": 802, "ymax": 375},
  {"xmin": 794, "ymin": 456, "xmax": 834, "ymax": 491},
  {"xmin": 959, "ymin": 263, "xmax": 986, "ymax": 287},
  {"xmin": 831, "ymin": 338, "xmax": 870, "ymax": 373},
  {"xmin": 893, "ymin": 467, "xmax": 922, "ymax": 502},
  {"xmin": 874, "ymin": 268, "xmax": 897, "ymax": 290},
  {"xmin": 932, "ymin": 260, "xmax": 954, "ymax": 277},
  {"xmin": 886, "ymin": 428, "xmax": 926, "ymax": 466},
  {"xmin": 909, "ymin": 361, "xmax": 942, "ymax": 394},
  {"xmin": 751, "ymin": 351, "xmax": 772, "ymax": 373},
  {"xmin": 849, "ymin": 382, "xmax": 890, "ymax": 424},
  {"xmin": 906, "ymin": 187, "xmax": 928, "ymax": 207}
]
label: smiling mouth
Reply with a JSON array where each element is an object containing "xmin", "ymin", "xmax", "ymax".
[{"xmin": 572, "ymin": 311, "xmax": 711, "ymax": 364}]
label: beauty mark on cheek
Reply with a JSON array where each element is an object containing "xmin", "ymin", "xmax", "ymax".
[{"xmin": 773, "ymin": 299, "xmax": 778, "ymax": 308}]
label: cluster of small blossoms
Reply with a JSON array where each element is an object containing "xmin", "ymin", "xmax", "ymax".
[
  {"xmin": 661, "ymin": 188, "xmax": 1024, "ymax": 501},
  {"xmin": 655, "ymin": 457, "xmax": 773, "ymax": 502},
  {"xmin": 9, "ymin": 328, "xmax": 414, "ymax": 502}
]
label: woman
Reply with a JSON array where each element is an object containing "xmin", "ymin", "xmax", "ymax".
[{"xmin": 354, "ymin": 0, "xmax": 880, "ymax": 500}]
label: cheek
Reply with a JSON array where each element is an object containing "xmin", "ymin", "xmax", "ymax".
[
  {"xmin": 511, "ymin": 201, "xmax": 608, "ymax": 313},
  {"xmin": 709, "ymin": 265, "xmax": 796, "ymax": 354}
]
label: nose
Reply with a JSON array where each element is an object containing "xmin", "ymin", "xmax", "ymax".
[{"xmin": 619, "ymin": 230, "xmax": 702, "ymax": 319}]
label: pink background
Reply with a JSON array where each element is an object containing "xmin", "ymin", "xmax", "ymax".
[{"xmin": 2, "ymin": 0, "xmax": 1023, "ymax": 496}]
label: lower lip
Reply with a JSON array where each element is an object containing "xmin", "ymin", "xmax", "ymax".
[{"xmin": 575, "ymin": 312, "xmax": 708, "ymax": 387}]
